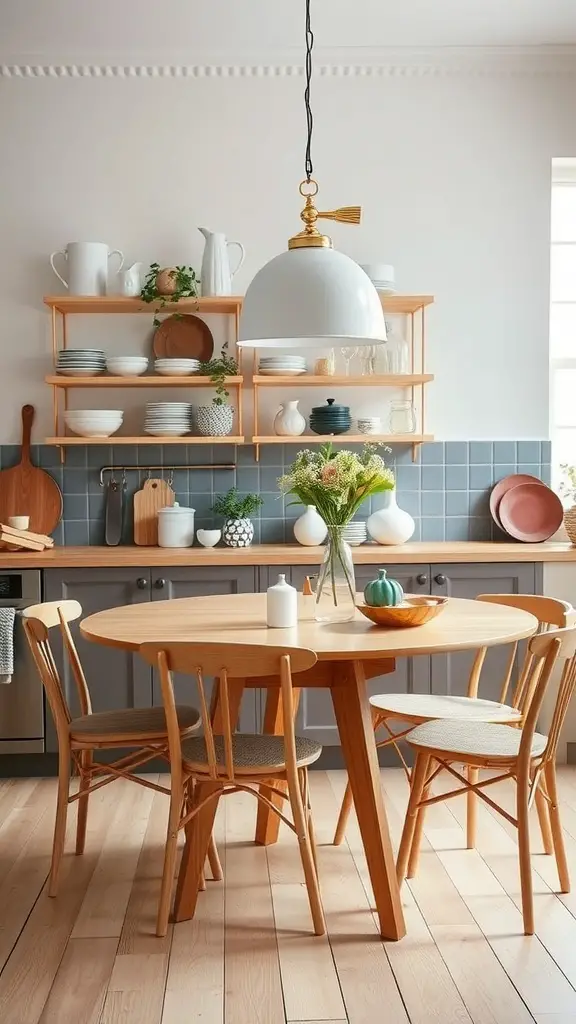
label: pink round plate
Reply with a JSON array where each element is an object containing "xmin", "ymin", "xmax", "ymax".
[
  {"xmin": 489, "ymin": 473, "xmax": 543, "ymax": 529},
  {"xmin": 498, "ymin": 482, "xmax": 563, "ymax": 543}
]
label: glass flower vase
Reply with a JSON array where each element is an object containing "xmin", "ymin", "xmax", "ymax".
[{"xmin": 315, "ymin": 526, "xmax": 356, "ymax": 623}]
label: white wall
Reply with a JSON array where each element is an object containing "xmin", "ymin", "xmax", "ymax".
[{"xmin": 0, "ymin": 56, "xmax": 575, "ymax": 441}]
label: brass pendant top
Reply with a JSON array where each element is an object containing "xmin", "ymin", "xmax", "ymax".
[{"xmin": 288, "ymin": 179, "xmax": 362, "ymax": 250}]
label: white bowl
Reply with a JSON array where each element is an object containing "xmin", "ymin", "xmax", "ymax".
[
  {"xmin": 196, "ymin": 528, "xmax": 222, "ymax": 548},
  {"xmin": 155, "ymin": 366, "xmax": 197, "ymax": 377},
  {"xmin": 106, "ymin": 358, "xmax": 149, "ymax": 376}
]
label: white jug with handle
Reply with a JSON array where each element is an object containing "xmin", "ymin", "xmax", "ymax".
[
  {"xmin": 117, "ymin": 262, "xmax": 145, "ymax": 297},
  {"xmin": 198, "ymin": 227, "xmax": 245, "ymax": 296},
  {"xmin": 49, "ymin": 241, "xmax": 125, "ymax": 295}
]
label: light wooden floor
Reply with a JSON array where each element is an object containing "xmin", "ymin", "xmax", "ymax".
[{"xmin": 3, "ymin": 769, "xmax": 576, "ymax": 1023}]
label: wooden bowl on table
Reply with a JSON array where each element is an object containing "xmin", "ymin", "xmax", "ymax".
[{"xmin": 357, "ymin": 596, "xmax": 448, "ymax": 628}]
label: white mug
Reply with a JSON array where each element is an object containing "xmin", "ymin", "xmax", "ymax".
[
  {"xmin": 8, "ymin": 516, "xmax": 30, "ymax": 530},
  {"xmin": 49, "ymin": 242, "xmax": 124, "ymax": 296}
]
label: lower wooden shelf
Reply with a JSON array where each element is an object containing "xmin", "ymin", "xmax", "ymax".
[
  {"xmin": 45, "ymin": 436, "xmax": 245, "ymax": 446},
  {"xmin": 252, "ymin": 434, "xmax": 433, "ymax": 445}
]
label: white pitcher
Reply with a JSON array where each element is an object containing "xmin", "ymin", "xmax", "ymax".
[
  {"xmin": 49, "ymin": 242, "xmax": 124, "ymax": 295},
  {"xmin": 273, "ymin": 400, "xmax": 306, "ymax": 437},
  {"xmin": 117, "ymin": 262, "xmax": 145, "ymax": 297},
  {"xmin": 198, "ymin": 227, "xmax": 245, "ymax": 296}
]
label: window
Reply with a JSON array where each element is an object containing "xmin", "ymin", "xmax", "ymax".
[{"xmin": 550, "ymin": 163, "xmax": 576, "ymax": 490}]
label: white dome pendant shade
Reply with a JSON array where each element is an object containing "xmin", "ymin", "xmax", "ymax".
[{"xmin": 238, "ymin": 244, "xmax": 387, "ymax": 350}]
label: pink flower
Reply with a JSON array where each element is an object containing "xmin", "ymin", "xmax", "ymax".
[{"xmin": 321, "ymin": 464, "xmax": 339, "ymax": 487}]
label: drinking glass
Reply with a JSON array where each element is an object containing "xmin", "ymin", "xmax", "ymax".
[{"xmin": 341, "ymin": 346, "xmax": 358, "ymax": 376}]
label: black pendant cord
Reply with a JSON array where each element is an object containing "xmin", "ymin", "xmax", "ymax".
[{"xmin": 304, "ymin": 0, "xmax": 314, "ymax": 181}]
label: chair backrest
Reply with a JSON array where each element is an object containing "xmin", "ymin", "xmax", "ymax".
[
  {"xmin": 517, "ymin": 625, "xmax": 576, "ymax": 767},
  {"xmin": 470, "ymin": 594, "xmax": 572, "ymax": 712},
  {"xmin": 22, "ymin": 600, "xmax": 89, "ymax": 745},
  {"xmin": 139, "ymin": 642, "xmax": 317, "ymax": 784}
]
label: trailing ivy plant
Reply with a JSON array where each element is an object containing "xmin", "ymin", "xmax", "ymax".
[
  {"xmin": 212, "ymin": 488, "xmax": 263, "ymax": 520},
  {"xmin": 140, "ymin": 262, "xmax": 200, "ymax": 327},
  {"xmin": 198, "ymin": 354, "xmax": 238, "ymax": 405}
]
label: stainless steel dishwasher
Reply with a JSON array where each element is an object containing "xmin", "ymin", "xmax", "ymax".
[{"xmin": 0, "ymin": 569, "xmax": 44, "ymax": 753}]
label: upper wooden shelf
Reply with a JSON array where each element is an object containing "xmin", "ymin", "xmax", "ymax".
[
  {"xmin": 253, "ymin": 373, "xmax": 434, "ymax": 387},
  {"xmin": 45, "ymin": 375, "xmax": 243, "ymax": 388},
  {"xmin": 252, "ymin": 434, "xmax": 434, "ymax": 445},
  {"xmin": 43, "ymin": 294, "xmax": 433, "ymax": 317},
  {"xmin": 46, "ymin": 435, "xmax": 245, "ymax": 446},
  {"xmin": 43, "ymin": 296, "xmax": 243, "ymax": 315}
]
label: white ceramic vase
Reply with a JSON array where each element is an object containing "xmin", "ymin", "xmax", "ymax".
[
  {"xmin": 367, "ymin": 489, "xmax": 415, "ymax": 545},
  {"xmin": 274, "ymin": 400, "xmax": 306, "ymax": 437},
  {"xmin": 293, "ymin": 505, "xmax": 328, "ymax": 546}
]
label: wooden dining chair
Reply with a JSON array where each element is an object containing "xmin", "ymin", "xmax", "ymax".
[
  {"xmin": 139, "ymin": 641, "xmax": 325, "ymax": 938},
  {"xmin": 396, "ymin": 624, "xmax": 576, "ymax": 934},
  {"xmin": 23, "ymin": 599, "xmax": 221, "ymax": 899},
  {"xmin": 333, "ymin": 594, "xmax": 571, "ymax": 850}
]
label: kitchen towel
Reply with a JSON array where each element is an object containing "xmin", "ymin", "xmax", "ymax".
[{"xmin": 0, "ymin": 607, "xmax": 15, "ymax": 683}]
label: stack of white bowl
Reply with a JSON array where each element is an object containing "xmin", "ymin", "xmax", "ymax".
[
  {"xmin": 64, "ymin": 409, "xmax": 123, "ymax": 438},
  {"xmin": 258, "ymin": 356, "xmax": 307, "ymax": 376},
  {"xmin": 359, "ymin": 264, "xmax": 396, "ymax": 294},
  {"xmin": 154, "ymin": 358, "xmax": 200, "ymax": 377},
  {"xmin": 343, "ymin": 521, "xmax": 368, "ymax": 546},
  {"xmin": 56, "ymin": 349, "xmax": 106, "ymax": 377},
  {"xmin": 106, "ymin": 356, "xmax": 149, "ymax": 377},
  {"xmin": 357, "ymin": 416, "xmax": 382, "ymax": 435},
  {"xmin": 144, "ymin": 402, "xmax": 191, "ymax": 436}
]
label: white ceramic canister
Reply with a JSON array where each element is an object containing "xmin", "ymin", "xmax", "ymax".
[
  {"xmin": 273, "ymin": 400, "xmax": 306, "ymax": 437},
  {"xmin": 293, "ymin": 505, "xmax": 327, "ymax": 546},
  {"xmin": 267, "ymin": 573, "xmax": 298, "ymax": 628},
  {"xmin": 49, "ymin": 242, "xmax": 125, "ymax": 296},
  {"xmin": 366, "ymin": 490, "xmax": 415, "ymax": 545},
  {"xmin": 157, "ymin": 504, "xmax": 196, "ymax": 548}
]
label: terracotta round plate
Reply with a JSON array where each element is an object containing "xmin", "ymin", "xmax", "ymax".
[
  {"xmin": 153, "ymin": 314, "xmax": 214, "ymax": 362},
  {"xmin": 489, "ymin": 473, "xmax": 543, "ymax": 529},
  {"xmin": 498, "ymin": 482, "xmax": 563, "ymax": 543}
]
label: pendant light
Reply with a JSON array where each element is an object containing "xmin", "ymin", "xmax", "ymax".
[{"xmin": 238, "ymin": 0, "xmax": 386, "ymax": 350}]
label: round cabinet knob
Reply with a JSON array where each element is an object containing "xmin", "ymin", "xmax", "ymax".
[
  {"xmin": 136, "ymin": 577, "xmax": 148, "ymax": 590},
  {"xmin": 416, "ymin": 574, "xmax": 428, "ymax": 586},
  {"xmin": 434, "ymin": 574, "xmax": 447, "ymax": 586},
  {"xmin": 154, "ymin": 578, "xmax": 166, "ymax": 590}
]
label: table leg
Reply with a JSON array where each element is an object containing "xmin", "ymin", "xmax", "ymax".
[
  {"xmin": 255, "ymin": 685, "xmax": 301, "ymax": 845},
  {"xmin": 173, "ymin": 677, "xmax": 245, "ymax": 923},
  {"xmin": 331, "ymin": 659, "xmax": 406, "ymax": 941}
]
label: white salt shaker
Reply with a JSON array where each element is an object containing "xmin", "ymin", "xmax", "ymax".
[{"xmin": 267, "ymin": 573, "xmax": 298, "ymax": 628}]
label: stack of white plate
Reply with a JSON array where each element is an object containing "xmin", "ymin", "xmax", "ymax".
[
  {"xmin": 56, "ymin": 349, "xmax": 106, "ymax": 377},
  {"xmin": 106, "ymin": 356, "xmax": 149, "ymax": 377},
  {"xmin": 64, "ymin": 409, "xmax": 123, "ymax": 438},
  {"xmin": 357, "ymin": 416, "xmax": 382, "ymax": 435},
  {"xmin": 144, "ymin": 402, "xmax": 191, "ymax": 437},
  {"xmin": 259, "ymin": 356, "xmax": 307, "ymax": 377},
  {"xmin": 154, "ymin": 358, "xmax": 201, "ymax": 377},
  {"xmin": 343, "ymin": 521, "xmax": 368, "ymax": 546},
  {"xmin": 359, "ymin": 264, "xmax": 396, "ymax": 295}
]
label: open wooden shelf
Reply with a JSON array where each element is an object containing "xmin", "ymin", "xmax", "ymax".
[
  {"xmin": 253, "ymin": 373, "xmax": 434, "ymax": 387},
  {"xmin": 46, "ymin": 436, "xmax": 245, "ymax": 446},
  {"xmin": 45, "ymin": 375, "xmax": 243, "ymax": 388},
  {"xmin": 44, "ymin": 295, "xmax": 243, "ymax": 315},
  {"xmin": 252, "ymin": 434, "xmax": 434, "ymax": 445}
]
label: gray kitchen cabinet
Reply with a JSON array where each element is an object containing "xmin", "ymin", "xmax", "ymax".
[
  {"xmin": 43, "ymin": 568, "xmax": 152, "ymax": 752},
  {"xmin": 150, "ymin": 566, "xmax": 258, "ymax": 731},
  {"xmin": 429, "ymin": 562, "xmax": 537, "ymax": 702}
]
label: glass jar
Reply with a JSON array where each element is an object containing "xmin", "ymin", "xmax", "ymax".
[
  {"xmin": 389, "ymin": 400, "xmax": 417, "ymax": 434},
  {"xmin": 315, "ymin": 526, "xmax": 356, "ymax": 623},
  {"xmin": 383, "ymin": 323, "xmax": 409, "ymax": 374}
]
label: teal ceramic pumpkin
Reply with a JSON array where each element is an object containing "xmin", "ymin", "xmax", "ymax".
[{"xmin": 363, "ymin": 568, "xmax": 404, "ymax": 607}]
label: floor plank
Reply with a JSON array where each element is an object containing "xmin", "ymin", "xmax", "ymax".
[
  {"xmin": 38, "ymin": 937, "xmax": 117, "ymax": 1024},
  {"xmin": 99, "ymin": 953, "xmax": 169, "ymax": 1024}
]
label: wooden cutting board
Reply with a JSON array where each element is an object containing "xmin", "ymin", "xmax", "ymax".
[
  {"xmin": 133, "ymin": 478, "xmax": 175, "ymax": 546},
  {"xmin": 0, "ymin": 405, "xmax": 63, "ymax": 535}
]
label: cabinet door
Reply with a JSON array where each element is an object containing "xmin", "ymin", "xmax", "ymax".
[
  {"xmin": 289, "ymin": 563, "xmax": 431, "ymax": 749},
  {"xmin": 430, "ymin": 562, "xmax": 537, "ymax": 701},
  {"xmin": 151, "ymin": 566, "xmax": 257, "ymax": 731},
  {"xmin": 44, "ymin": 568, "xmax": 153, "ymax": 752}
]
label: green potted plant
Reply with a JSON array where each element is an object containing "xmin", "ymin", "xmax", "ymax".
[
  {"xmin": 195, "ymin": 354, "xmax": 238, "ymax": 436},
  {"xmin": 212, "ymin": 488, "xmax": 263, "ymax": 547},
  {"xmin": 140, "ymin": 263, "xmax": 200, "ymax": 327}
]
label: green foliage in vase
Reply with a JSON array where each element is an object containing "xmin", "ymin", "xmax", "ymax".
[
  {"xmin": 198, "ymin": 355, "xmax": 238, "ymax": 406},
  {"xmin": 140, "ymin": 262, "xmax": 200, "ymax": 327},
  {"xmin": 559, "ymin": 464, "xmax": 576, "ymax": 505},
  {"xmin": 211, "ymin": 488, "xmax": 263, "ymax": 520}
]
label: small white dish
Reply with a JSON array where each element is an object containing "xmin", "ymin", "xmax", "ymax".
[
  {"xmin": 8, "ymin": 516, "xmax": 30, "ymax": 530},
  {"xmin": 196, "ymin": 528, "xmax": 222, "ymax": 548}
]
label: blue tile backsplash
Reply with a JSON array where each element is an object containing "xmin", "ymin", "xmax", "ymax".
[{"xmin": 9, "ymin": 441, "xmax": 552, "ymax": 545}]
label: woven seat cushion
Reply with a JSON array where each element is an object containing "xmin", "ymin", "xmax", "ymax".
[
  {"xmin": 70, "ymin": 705, "xmax": 200, "ymax": 743},
  {"xmin": 407, "ymin": 718, "xmax": 548, "ymax": 761},
  {"xmin": 370, "ymin": 692, "xmax": 521, "ymax": 724},
  {"xmin": 181, "ymin": 733, "xmax": 322, "ymax": 775}
]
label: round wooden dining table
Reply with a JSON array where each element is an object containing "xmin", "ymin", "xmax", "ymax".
[{"xmin": 80, "ymin": 592, "xmax": 538, "ymax": 941}]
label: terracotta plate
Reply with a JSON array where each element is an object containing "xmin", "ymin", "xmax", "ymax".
[
  {"xmin": 498, "ymin": 482, "xmax": 563, "ymax": 543},
  {"xmin": 153, "ymin": 314, "xmax": 214, "ymax": 361},
  {"xmin": 489, "ymin": 473, "xmax": 543, "ymax": 529}
]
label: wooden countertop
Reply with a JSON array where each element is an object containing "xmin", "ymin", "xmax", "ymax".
[{"xmin": 0, "ymin": 541, "xmax": 574, "ymax": 569}]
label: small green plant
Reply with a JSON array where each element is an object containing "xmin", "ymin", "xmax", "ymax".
[
  {"xmin": 559, "ymin": 464, "xmax": 576, "ymax": 504},
  {"xmin": 140, "ymin": 262, "xmax": 200, "ymax": 327},
  {"xmin": 198, "ymin": 354, "xmax": 238, "ymax": 405},
  {"xmin": 212, "ymin": 488, "xmax": 263, "ymax": 520}
]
